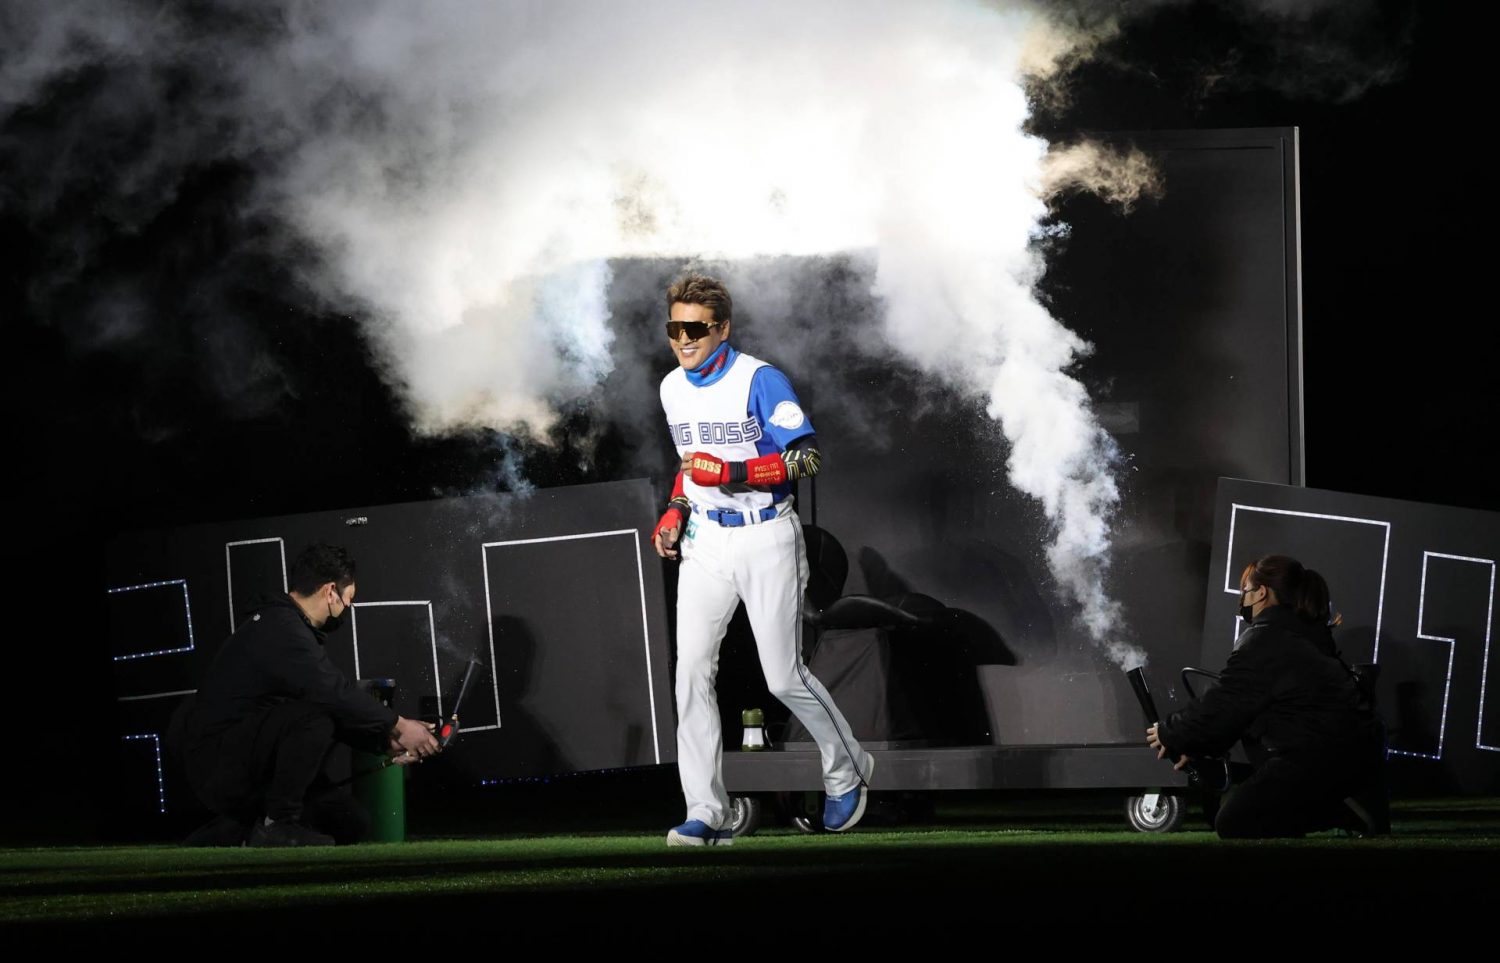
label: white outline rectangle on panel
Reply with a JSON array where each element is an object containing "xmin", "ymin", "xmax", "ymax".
[
  {"xmin": 349, "ymin": 600, "xmax": 443, "ymax": 715},
  {"xmin": 106, "ymin": 579, "xmax": 196, "ymax": 661},
  {"xmin": 481, "ymin": 529, "xmax": 659, "ymax": 762},
  {"xmin": 122, "ymin": 733, "xmax": 166, "ymax": 814},
  {"xmin": 1413, "ymin": 552, "xmax": 1497, "ymax": 757},
  {"xmin": 225, "ymin": 538, "xmax": 288, "ymax": 633},
  {"xmin": 1225, "ymin": 504, "xmax": 1390, "ymax": 657}
]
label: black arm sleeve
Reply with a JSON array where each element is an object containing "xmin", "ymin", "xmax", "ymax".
[
  {"xmin": 782, "ymin": 434, "xmax": 822, "ymax": 480},
  {"xmin": 262, "ymin": 623, "xmax": 398, "ymax": 749},
  {"xmin": 1157, "ymin": 634, "xmax": 1276, "ymax": 759}
]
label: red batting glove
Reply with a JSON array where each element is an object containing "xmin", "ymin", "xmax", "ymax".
[
  {"xmin": 744, "ymin": 452, "xmax": 788, "ymax": 486},
  {"xmin": 653, "ymin": 504, "xmax": 686, "ymax": 541},
  {"xmin": 687, "ymin": 452, "xmax": 731, "ymax": 486},
  {"xmin": 652, "ymin": 504, "xmax": 687, "ymax": 559}
]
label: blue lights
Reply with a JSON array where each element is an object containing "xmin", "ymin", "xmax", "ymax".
[
  {"xmin": 107, "ymin": 579, "xmax": 196, "ymax": 662},
  {"xmin": 122, "ymin": 733, "xmax": 166, "ymax": 814},
  {"xmin": 477, "ymin": 766, "xmax": 640, "ymax": 788}
]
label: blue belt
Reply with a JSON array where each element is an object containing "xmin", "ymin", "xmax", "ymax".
[{"xmin": 702, "ymin": 506, "xmax": 780, "ymax": 527}]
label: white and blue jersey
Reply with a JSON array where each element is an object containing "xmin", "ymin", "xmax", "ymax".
[
  {"xmin": 662, "ymin": 337, "xmax": 872, "ymax": 831},
  {"xmin": 660, "ymin": 343, "xmax": 813, "ymax": 516}
]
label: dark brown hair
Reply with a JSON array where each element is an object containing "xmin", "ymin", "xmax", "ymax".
[
  {"xmin": 666, "ymin": 273, "xmax": 733, "ymax": 322},
  {"xmin": 1240, "ymin": 554, "xmax": 1335, "ymax": 624},
  {"xmin": 289, "ymin": 543, "xmax": 357, "ymax": 596}
]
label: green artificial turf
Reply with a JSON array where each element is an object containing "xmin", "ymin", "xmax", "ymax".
[{"xmin": 4, "ymin": 798, "xmax": 1497, "ymax": 929}]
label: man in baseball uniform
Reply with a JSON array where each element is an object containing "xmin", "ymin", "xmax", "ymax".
[{"xmin": 652, "ymin": 273, "xmax": 873, "ymax": 846}]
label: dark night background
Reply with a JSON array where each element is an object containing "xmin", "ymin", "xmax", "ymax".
[{"xmin": 2, "ymin": 1, "xmax": 1490, "ymax": 839}]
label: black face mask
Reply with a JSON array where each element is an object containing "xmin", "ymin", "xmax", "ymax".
[
  {"xmin": 322, "ymin": 594, "xmax": 347, "ymax": 634},
  {"xmin": 1238, "ymin": 588, "xmax": 1260, "ymax": 623}
]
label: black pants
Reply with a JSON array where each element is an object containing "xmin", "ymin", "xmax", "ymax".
[
  {"xmin": 1214, "ymin": 751, "xmax": 1383, "ymax": 839},
  {"xmin": 184, "ymin": 700, "xmax": 370, "ymax": 843}
]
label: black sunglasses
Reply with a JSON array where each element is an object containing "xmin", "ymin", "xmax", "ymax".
[{"xmin": 665, "ymin": 319, "xmax": 722, "ymax": 341}]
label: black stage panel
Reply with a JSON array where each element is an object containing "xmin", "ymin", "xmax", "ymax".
[
  {"xmin": 1204, "ymin": 478, "xmax": 1499, "ymax": 794},
  {"xmin": 106, "ymin": 479, "xmax": 675, "ymax": 820}
]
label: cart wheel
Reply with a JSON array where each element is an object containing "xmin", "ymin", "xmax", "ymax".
[
  {"xmin": 791, "ymin": 813, "xmax": 821, "ymax": 834},
  {"xmin": 787, "ymin": 790, "xmax": 823, "ymax": 833},
  {"xmin": 1124, "ymin": 792, "xmax": 1186, "ymax": 833},
  {"xmin": 730, "ymin": 795, "xmax": 764, "ymax": 837}
]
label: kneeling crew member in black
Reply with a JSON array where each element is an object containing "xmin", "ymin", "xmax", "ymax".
[
  {"xmin": 182, "ymin": 543, "xmax": 441, "ymax": 846},
  {"xmin": 1147, "ymin": 554, "xmax": 1387, "ymax": 839}
]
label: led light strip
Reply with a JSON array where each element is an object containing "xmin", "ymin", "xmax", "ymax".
[
  {"xmin": 122, "ymin": 733, "xmax": 165, "ymax": 813},
  {"xmin": 1389, "ymin": 552, "xmax": 1498, "ymax": 759},
  {"xmin": 107, "ymin": 579, "xmax": 196, "ymax": 661}
]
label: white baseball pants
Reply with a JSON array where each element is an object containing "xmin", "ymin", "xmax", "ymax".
[{"xmin": 674, "ymin": 505, "xmax": 872, "ymax": 829}]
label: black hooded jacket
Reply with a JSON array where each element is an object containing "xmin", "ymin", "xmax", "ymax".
[
  {"xmin": 1158, "ymin": 604, "xmax": 1377, "ymax": 765},
  {"xmin": 185, "ymin": 594, "xmax": 397, "ymax": 753}
]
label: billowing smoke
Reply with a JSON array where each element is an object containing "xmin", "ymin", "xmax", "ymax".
[
  {"xmin": 244, "ymin": 2, "xmax": 1074, "ymax": 423},
  {"xmin": 0, "ymin": 0, "xmax": 1151, "ymax": 663},
  {"xmin": 4, "ymin": 1, "xmax": 1404, "ymax": 665},
  {"xmin": 1040, "ymin": 143, "xmax": 1161, "ymax": 213}
]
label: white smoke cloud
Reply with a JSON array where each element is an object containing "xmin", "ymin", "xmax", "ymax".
[
  {"xmin": 266, "ymin": 0, "xmax": 1140, "ymax": 660},
  {"xmin": 4, "ymin": 0, "xmax": 1151, "ymax": 662},
  {"xmin": 1040, "ymin": 142, "xmax": 1162, "ymax": 212}
]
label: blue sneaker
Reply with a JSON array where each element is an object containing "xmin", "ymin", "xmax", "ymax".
[
  {"xmin": 824, "ymin": 756, "xmax": 874, "ymax": 832},
  {"xmin": 667, "ymin": 819, "xmax": 734, "ymax": 847}
]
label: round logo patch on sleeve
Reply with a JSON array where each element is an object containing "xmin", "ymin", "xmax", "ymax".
[{"xmin": 769, "ymin": 401, "xmax": 806, "ymax": 431}]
